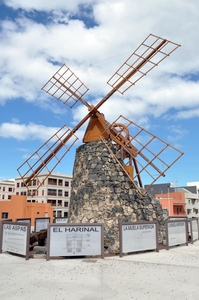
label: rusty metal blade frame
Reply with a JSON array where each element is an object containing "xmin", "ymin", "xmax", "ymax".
[
  {"xmin": 17, "ymin": 125, "xmax": 78, "ymax": 195},
  {"xmin": 107, "ymin": 33, "xmax": 181, "ymax": 94},
  {"xmin": 101, "ymin": 115, "xmax": 184, "ymax": 193},
  {"xmin": 17, "ymin": 34, "xmax": 181, "ymax": 191},
  {"xmin": 41, "ymin": 65, "xmax": 89, "ymax": 108}
]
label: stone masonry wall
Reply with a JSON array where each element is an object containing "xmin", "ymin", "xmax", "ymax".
[{"xmin": 68, "ymin": 140, "xmax": 168, "ymax": 254}]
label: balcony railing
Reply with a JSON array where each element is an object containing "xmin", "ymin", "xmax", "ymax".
[{"xmin": 47, "ymin": 192, "xmax": 57, "ymax": 196}]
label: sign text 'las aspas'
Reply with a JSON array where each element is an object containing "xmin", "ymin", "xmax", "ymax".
[{"xmin": 0, "ymin": 221, "xmax": 30, "ymax": 260}]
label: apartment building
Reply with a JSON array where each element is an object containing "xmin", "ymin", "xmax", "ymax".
[
  {"xmin": 15, "ymin": 172, "xmax": 72, "ymax": 219},
  {"xmin": 145, "ymin": 182, "xmax": 199, "ymax": 218},
  {"xmin": 175, "ymin": 187, "xmax": 199, "ymax": 218},
  {"xmin": 0, "ymin": 180, "xmax": 15, "ymax": 201},
  {"xmin": 155, "ymin": 191, "xmax": 187, "ymax": 217}
]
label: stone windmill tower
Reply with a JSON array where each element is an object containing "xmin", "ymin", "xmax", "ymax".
[{"xmin": 18, "ymin": 34, "xmax": 183, "ymax": 253}]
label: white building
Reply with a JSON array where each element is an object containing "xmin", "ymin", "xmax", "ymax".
[
  {"xmin": 0, "ymin": 180, "xmax": 15, "ymax": 200},
  {"xmin": 185, "ymin": 189, "xmax": 199, "ymax": 218},
  {"xmin": 15, "ymin": 172, "xmax": 72, "ymax": 218},
  {"xmin": 187, "ymin": 182, "xmax": 199, "ymax": 194},
  {"xmin": 146, "ymin": 182, "xmax": 199, "ymax": 218}
]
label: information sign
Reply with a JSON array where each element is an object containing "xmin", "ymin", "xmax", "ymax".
[
  {"xmin": 190, "ymin": 218, "xmax": 199, "ymax": 243},
  {"xmin": 0, "ymin": 221, "xmax": 30, "ymax": 260},
  {"xmin": 119, "ymin": 221, "xmax": 158, "ymax": 257},
  {"xmin": 166, "ymin": 220, "xmax": 188, "ymax": 249},
  {"xmin": 35, "ymin": 218, "xmax": 50, "ymax": 232},
  {"xmin": 16, "ymin": 218, "xmax": 31, "ymax": 224},
  {"xmin": 54, "ymin": 218, "xmax": 68, "ymax": 224},
  {"xmin": 47, "ymin": 223, "xmax": 104, "ymax": 260}
]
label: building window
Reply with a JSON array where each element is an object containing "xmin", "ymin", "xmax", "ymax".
[
  {"xmin": 58, "ymin": 189, "xmax": 62, "ymax": 196},
  {"xmin": 57, "ymin": 211, "xmax": 62, "ymax": 217},
  {"xmin": 48, "ymin": 189, "xmax": 57, "ymax": 196},
  {"xmin": 16, "ymin": 192, "xmax": 19, "ymax": 195},
  {"xmin": 65, "ymin": 181, "xmax": 69, "ymax": 187},
  {"xmin": 32, "ymin": 179, "xmax": 36, "ymax": 186},
  {"xmin": 2, "ymin": 195, "xmax": 4, "ymax": 199},
  {"xmin": 8, "ymin": 187, "xmax": 13, "ymax": 192},
  {"xmin": 64, "ymin": 212, "xmax": 68, "ymax": 218},
  {"xmin": 48, "ymin": 178, "xmax": 57, "ymax": 185},
  {"xmin": 64, "ymin": 202, "xmax": 68, "ymax": 207},
  {"xmin": 47, "ymin": 200, "xmax": 56, "ymax": 206},
  {"xmin": 58, "ymin": 179, "xmax": 63, "ymax": 186},
  {"xmin": 3, "ymin": 187, "xmax": 5, "ymax": 191},
  {"xmin": 42, "ymin": 190, "xmax": 44, "ymax": 196},
  {"xmin": 58, "ymin": 200, "xmax": 62, "ymax": 207},
  {"xmin": 65, "ymin": 191, "xmax": 69, "ymax": 197},
  {"xmin": 8, "ymin": 195, "xmax": 11, "ymax": 200},
  {"xmin": 17, "ymin": 183, "xmax": 20, "ymax": 187},
  {"xmin": 20, "ymin": 191, "xmax": 26, "ymax": 196},
  {"xmin": 2, "ymin": 212, "xmax": 8, "ymax": 219},
  {"xmin": 21, "ymin": 182, "xmax": 25, "ymax": 187}
]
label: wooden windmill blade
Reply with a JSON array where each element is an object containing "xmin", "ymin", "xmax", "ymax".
[{"xmin": 17, "ymin": 33, "xmax": 181, "ymax": 193}]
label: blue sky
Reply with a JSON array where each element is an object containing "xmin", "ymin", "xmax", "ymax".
[{"xmin": 0, "ymin": 0, "xmax": 199, "ymax": 188}]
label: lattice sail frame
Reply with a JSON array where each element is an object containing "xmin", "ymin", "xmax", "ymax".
[
  {"xmin": 17, "ymin": 33, "xmax": 182, "ymax": 195},
  {"xmin": 41, "ymin": 65, "xmax": 89, "ymax": 108},
  {"xmin": 107, "ymin": 33, "xmax": 180, "ymax": 94},
  {"xmin": 42, "ymin": 34, "xmax": 181, "ymax": 112},
  {"xmin": 100, "ymin": 115, "xmax": 184, "ymax": 195},
  {"xmin": 18, "ymin": 125, "xmax": 78, "ymax": 196}
]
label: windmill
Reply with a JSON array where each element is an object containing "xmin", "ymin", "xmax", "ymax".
[{"xmin": 17, "ymin": 34, "xmax": 183, "ymax": 196}]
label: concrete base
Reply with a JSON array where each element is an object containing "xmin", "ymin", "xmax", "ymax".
[
  {"xmin": 1, "ymin": 242, "xmax": 199, "ymax": 299},
  {"xmin": 33, "ymin": 246, "xmax": 46, "ymax": 255},
  {"xmin": 32, "ymin": 254, "xmax": 46, "ymax": 259}
]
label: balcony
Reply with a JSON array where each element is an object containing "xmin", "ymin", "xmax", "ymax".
[
  {"xmin": 47, "ymin": 192, "xmax": 57, "ymax": 196},
  {"xmin": 47, "ymin": 200, "xmax": 56, "ymax": 206},
  {"xmin": 48, "ymin": 178, "xmax": 57, "ymax": 185}
]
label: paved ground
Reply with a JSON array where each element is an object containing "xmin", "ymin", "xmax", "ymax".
[{"xmin": 0, "ymin": 241, "xmax": 199, "ymax": 300}]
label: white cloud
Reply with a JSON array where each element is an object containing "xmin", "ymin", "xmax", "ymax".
[
  {"xmin": 0, "ymin": 0, "xmax": 198, "ymax": 186},
  {"xmin": 167, "ymin": 125, "xmax": 188, "ymax": 142},
  {"xmin": 0, "ymin": 122, "xmax": 59, "ymax": 141},
  {"xmin": 4, "ymin": 0, "xmax": 96, "ymax": 12},
  {"xmin": 0, "ymin": 0, "xmax": 199, "ymax": 125},
  {"xmin": 172, "ymin": 108, "xmax": 199, "ymax": 120}
]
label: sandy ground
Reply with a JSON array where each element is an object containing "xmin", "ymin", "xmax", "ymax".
[{"xmin": 1, "ymin": 241, "xmax": 199, "ymax": 300}]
